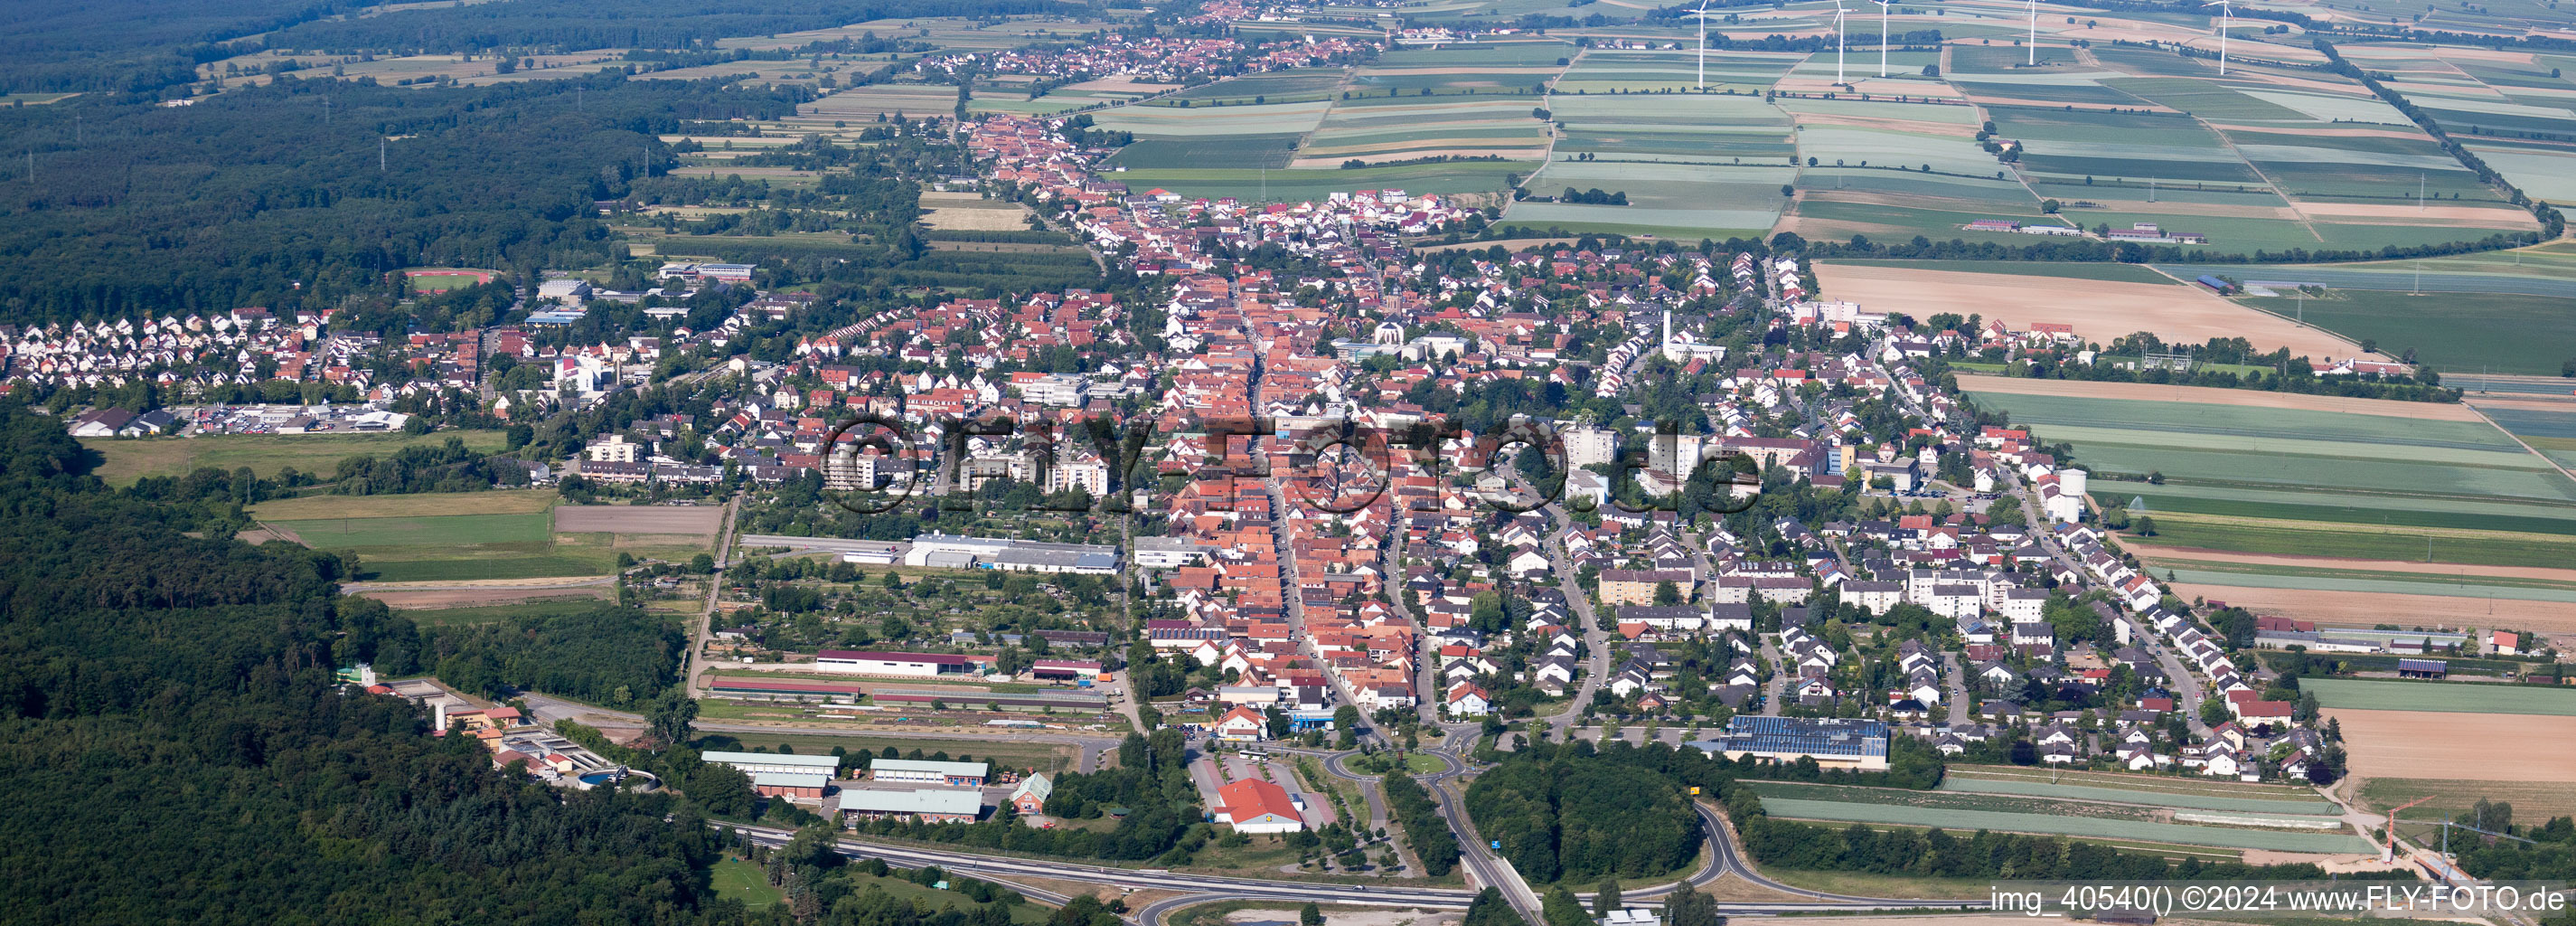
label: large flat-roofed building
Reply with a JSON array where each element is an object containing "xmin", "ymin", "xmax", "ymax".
[
  {"xmin": 1688, "ymin": 716, "xmax": 1889, "ymax": 770},
  {"xmin": 905, "ymin": 533, "xmax": 1119, "ymax": 575},
  {"xmin": 813, "ymin": 649, "xmax": 986, "ymax": 676},
  {"xmin": 700, "ymin": 751, "xmax": 844, "ymax": 777},
  {"xmin": 840, "ymin": 788, "xmax": 982, "ymax": 823},
  {"xmin": 1133, "ymin": 535, "xmax": 1213, "ymax": 569},
  {"xmin": 706, "ymin": 676, "xmax": 866, "ymax": 703},
  {"xmin": 870, "ymin": 759, "xmax": 990, "ymax": 787}
]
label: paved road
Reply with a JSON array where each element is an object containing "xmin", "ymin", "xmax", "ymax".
[
  {"xmin": 720, "ymin": 805, "xmax": 1985, "ymax": 925},
  {"xmin": 1758, "ymin": 636, "xmax": 1786, "ymax": 716},
  {"xmin": 1942, "ymin": 652, "xmax": 1970, "ymax": 726}
]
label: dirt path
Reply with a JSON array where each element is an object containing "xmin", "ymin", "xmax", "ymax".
[{"xmin": 2161, "ymin": 582, "xmax": 2576, "ymax": 628}]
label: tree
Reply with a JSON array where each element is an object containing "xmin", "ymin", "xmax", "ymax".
[
  {"xmin": 2201, "ymin": 696, "xmax": 2231, "ymax": 727},
  {"xmin": 647, "ymin": 690, "xmax": 699, "ymax": 747},
  {"xmin": 688, "ymin": 762, "xmax": 757, "ymax": 817},
  {"xmin": 2041, "ymin": 199, "xmax": 2062, "ymax": 213},
  {"xmin": 689, "ymin": 553, "xmax": 715, "ymax": 574},
  {"xmin": 1463, "ymin": 888, "xmax": 1530, "ymax": 926},
  {"xmin": 1302, "ymin": 902, "xmax": 1326, "ymax": 926},
  {"xmin": 1544, "ymin": 886, "xmax": 1591, "ymax": 926},
  {"xmin": 1594, "ymin": 878, "xmax": 1624, "ymax": 916},
  {"xmin": 1653, "ymin": 581, "xmax": 1682, "ymax": 606},
  {"xmin": 1667, "ymin": 886, "xmax": 1724, "ymax": 926}
]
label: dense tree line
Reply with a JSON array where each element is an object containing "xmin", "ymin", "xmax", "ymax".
[
  {"xmin": 0, "ymin": 73, "xmax": 807, "ymax": 325},
  {"xmin": 0, "ymin": 405, "xmax": 766, "ymax": 923},
  {"xmin": 273, "ymin": 0, "xmax": 1067, "ymax": 56},
  {"xmin": 1464, "ymin": 747, "xmax": 1705, "ymax": 883},
  {"xmin": 1382, "ymin": 771, "xmax": 1462, "ymax": 876}
]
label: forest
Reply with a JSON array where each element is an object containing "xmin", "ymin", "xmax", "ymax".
[
  {"xmin": 1463, "ymin": 746, "xmax": 1705, "ymax": 883},
  {"xmin": 0, "ymin": 405, "xmax": 780, "ymax": 923},
  {"xmin": 0, "ymin": 72, "xmax": 806, "ymax": 325}
]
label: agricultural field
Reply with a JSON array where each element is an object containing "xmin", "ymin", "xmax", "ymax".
[
  {"xmin": 1941, "ymin": 766, "xmax": 2336, "ymax": 815},
  {"xmin": 1504, "ymin": 93, "xmax": 1794, "ymax": 237},
  {"xmin": 2324, "ymin": 691, "xmax": 2576, "ymax": 788},
  {"xmin": 2336, "ymin": 43, "xmax": 2576, "ymax": 203},
  {"xmin": 2219, "ymin": 285, "xmax": 2576, "ymax": 378},
  {"xmin": 2359, "ymin": 777, "xmax": 2576, "ymax": 827},
  {"xmin": 1293, "ymin": 96, "xmax": 1552, "ymax": 166},
  {"xmin": 1963, "ymin": 46, "xmax": 2541, "ymax": 255},
  {"xmin": 918, "ymin": 191, "xmax": 1034, "ymax": 232},
  {"xmin": 1746, "ymin": 781, "xmax": 2374, "ymax": 854},
  {"xmin": 805, "ymin": 84, "xmax": 965, "ymax": 120},
  {"xmin": 249, "ymin": 490, "xmax": 711, "ymax": 581},
  {"xmin": 1962, "ymin": 376, "xmax": 2576, "ymax": 615},
  {"xmin": 83, "ymin": 430, "xmax": 511, "ymax": 487},
  {"xmin": 2304, "ymin": 678, "xmax": 2576, "ymax": 715},
  {"xmin": 1813, "ymin": 264, "xmax": 2354, "ymax": 357},
  {"xmin": 1554, "ymin": 48, "xmax": 1791, "ymax": 94}
]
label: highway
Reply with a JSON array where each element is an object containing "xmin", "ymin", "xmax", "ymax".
[{"xmin": 720, "ymin": 809, "xmax": 1986, "ymax": 926}]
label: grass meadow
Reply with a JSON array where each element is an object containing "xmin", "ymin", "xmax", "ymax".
[{"xmin": 85, "ymin": 430, "xmax": 510, "ymax": 487}]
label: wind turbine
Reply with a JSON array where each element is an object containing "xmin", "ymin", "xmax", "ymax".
[
  {"xmin": 1833, "ymin": 0, "xmax": 1849, "ymax": 86},
  {"xmin": 2026, "ymin": 0, "xmax": 2038, "ymax": 66},
  {"xmin": 1876, "ymin": 0, "xmax": 1894, "ymax": 78},
  {"xmin": 2205, "ymin": 0, "xmax": 2232, "ymax": 75},
  {"xmin": 1698, "ymin": 0, "xmax": 1714, "ymax": 90}
]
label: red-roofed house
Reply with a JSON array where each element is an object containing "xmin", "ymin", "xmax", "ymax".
[{"xmin": 1217, "ymin": 779, "xmax": 1304, "ymax": 834}]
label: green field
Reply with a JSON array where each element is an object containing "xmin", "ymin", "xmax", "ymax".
[
  {"xmin": 248, "ymin": 489, "xmax": 706, "ymax": 581},
  {"xmin": 1110, "ymin": 161, "xmax": 1529, "ymax": 203},
  {"xmin": 1758, "ymin": 795, "xmax": 2373, "ymax": 853},
  {"xmin": 387, "ymin": 596, "xmax": 613, "ymax": 626},
  {"xmin": 2303, "ymin": 678, "xmax": 2576, "ymax": 715},
  {"xmin": 710, "ymin": 856, "xmax": 783, "ymax": 909},
  {"xmin": 2140, "ymin": 515, "xmax": 2576, "ymax": 572},
  {"xmin": 408, "ymin": 272, "xmax": 486, "ymax": 292},
  {"xmin": 2357, "ymin": 777, "xmax": 2576, "ymax": 824},
  {"xmin": 1945, "ymin": 764, "xmax": 2320, "ymax": 799},
  {"xmin": 84, "ymin": 430, "xmax": 510, "ymax": 487},
  {"xmin": 1752, "ymin": 780, "xmax": 2343, "ymax": 827},
  {"xmin": 1939, "ymin": 777, "xmax": 2336, "ymax": 816},
  {"xmin": 2239, "ymin": 288, "xmax": 2576, "ymax": 378}
]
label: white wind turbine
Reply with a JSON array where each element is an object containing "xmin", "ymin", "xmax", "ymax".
[
  {"xmin": 1875, "ymin": 0, "xmax": 1894, "ymax": 78},
  {"xmin": 1833, "ymin": 0, "xmax": 1849, "ymax": 86},
  {"xmin": 2205, "ymin": 0, "xmax": 2233, "ymax": 75},
  {"xmin": 1698, "ymin": 0, "xmax": 1714, "ymax": 90},
  {"xmin": 2026, "ymin": 0, "xmax": 2039, "ymax": 66}
]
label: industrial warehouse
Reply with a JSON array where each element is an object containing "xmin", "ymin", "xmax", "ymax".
[{"xmin": 1688, "ymin": 716, "xmax": 1892, "ymax": 770}]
